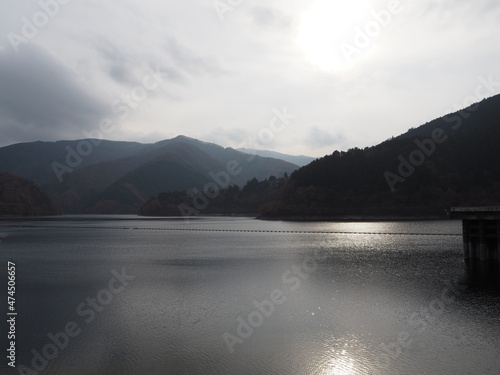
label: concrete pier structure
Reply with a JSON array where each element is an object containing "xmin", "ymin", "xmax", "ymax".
[{"xmin": 451, "ymin": 207, "xmax": 500, "ymax": 262}]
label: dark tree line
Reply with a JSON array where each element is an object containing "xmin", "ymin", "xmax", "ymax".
[
  {"xmin": 262, "ymin": 95, "xmax": 500, "ymax": 219},
  {"xmin": 139, "ymin": 175, "xmax": 289, "ymax": 216}
]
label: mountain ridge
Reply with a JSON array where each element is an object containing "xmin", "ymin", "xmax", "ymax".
[
  {"xmin": 2, "ymin": 93, "xmax": 499, "ymax": 217},
  {"xmin": 261, "ymin": 94, "xmax": 500, "ymax": 219},
  {"xmin": 237, "ymin": 148, "xmax": 316, "ymax": 167},
  {"xmin": 0, "ymin": 136, "xmax": 299, "ymax": 214}
]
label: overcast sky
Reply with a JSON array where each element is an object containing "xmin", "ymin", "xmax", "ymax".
[{"xmin": 1, "ymin": 0, "xmax": 499, "ymax": 157}]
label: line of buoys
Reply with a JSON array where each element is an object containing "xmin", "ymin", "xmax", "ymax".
[{"xmin": 0, "ymin": 224, "xmax": 461, "ymax": 236}]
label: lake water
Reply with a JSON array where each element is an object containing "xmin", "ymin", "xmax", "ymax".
[{"xmin": 1, "ymin": 216, "xmax": 499, "ymax": 375}]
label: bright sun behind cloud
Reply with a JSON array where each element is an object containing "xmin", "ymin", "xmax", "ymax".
[{"xmin": 298, "ymin": 0, "xmax": 369, "ymax": 72}]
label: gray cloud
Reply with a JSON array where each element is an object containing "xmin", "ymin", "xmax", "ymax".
[
  {"xmin": 248, "ymin": 6, "xmax": 292, "ymax": 29},
  {"xmin": 0, "ymin": 46, "xmax": 109, "ymax": 144},
  {"xmin": 93, "ymin": 34, "xmax": 124, "ymax": 64},
  {"xmin": 164, "ymin": 37, "xmax": 225, "ymax": 76},
  {"xmin": 109, "ymin": 63, "xmax": 134, "ymax": 84},
  {"xmin": 0, "ymin": 0, "xmax": 499, "ymax": 157},
  {"xmin": 307, "ymin": 127, "xmax": 345, "ymax": 148},
  {"xmin": 91, "ymin": 35, "xmax": 137, "ymax": 85}
]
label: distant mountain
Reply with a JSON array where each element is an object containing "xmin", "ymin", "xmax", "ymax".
[
  {"xmin": 261, "ymin": 94, "xmax": 500, "ymax": 219},
  {"xmin": 0, "ymin": 139, "xmax": 149, "ymax": 186},
  {"xmin": 237, "ymin": 148, "xmax": 315, "ymax": 167},
  {"xmin": 0, "ymin": 171, "xmax": 60, "ymax": 216},
  {"xmin": 0, "ymin": 136, "xmax": 299, "ymax": 214},
  {"xmin": 83, "ymin": 138, "xmax": 297, "ymax": 213}
]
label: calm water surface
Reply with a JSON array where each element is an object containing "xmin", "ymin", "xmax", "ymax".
[{"xmin": 0, "ymin": 216, "xmax": 499, "ymax": 375}]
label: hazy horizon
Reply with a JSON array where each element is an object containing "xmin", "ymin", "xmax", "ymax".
[
  {"xmin": 1, "ymin": 89, "xmax": 498, "ymax": 160},
  {"xmin": 1, "ymin": 0, "xmax": 500, "ymax": 156}
]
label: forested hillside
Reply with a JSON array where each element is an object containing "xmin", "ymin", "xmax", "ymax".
[
  {"xmin": 261, "ymin": 94, "xmax": 500, "ymax": 219},
  {"xmin": 139, "ymin": 175, "xmax": 288, "ymax": 217},
  {"xmin": 0, "ymin": 171, "xmax": 60, "ymax": 216},
  {"xmin": 0, "ymin": 136, "xmax": 298, "ymax": 214}
]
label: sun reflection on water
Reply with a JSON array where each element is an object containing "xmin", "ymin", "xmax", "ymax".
[
  {"xmin": 313, "ymin": 336, "xmax": 366, "ymax": 375},
  {"xmin": 323, "ymin": 349, "xmax": 358, "ymax": 375}
]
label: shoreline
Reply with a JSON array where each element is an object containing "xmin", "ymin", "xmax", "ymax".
[
  {"xmin": 0, "ymin": 213, "xmax": 453, "ymax": 223},
  {"xmin": 257, "ymin": 215, "xmax": 450, "ymax": 222}
]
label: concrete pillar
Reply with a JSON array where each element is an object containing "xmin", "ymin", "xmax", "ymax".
[
  {"xmin": 471, "ymin": 238, "xmax": 479, "ymax": 260},
  {"xmin": 463, "ymin": 220, "xmax": 470, "ymax": 260},
  {"xmin": 490, "ymin": 221, "xmax": 498, "ymax": 261},
  {"xmin": 470, "ymin": 222, "xmax": 479, "ymax": 260},
  {"xmin": 452, "ymin": 208, "xmax": 500, "ymax": 266},
  {"xmin": 498, "ymin": 220, "xmax": 500, "ymax": 262},
  {"xmin": 479, "ymin": 221, "xmax": 488, "ymax": 261}
]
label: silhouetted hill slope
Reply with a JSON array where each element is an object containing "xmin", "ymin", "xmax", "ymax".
[
  {"xmin": 0, "ymin": 171, "xmax": 60, "ymax": 216},
  {"xmin": 262, "ymin": 94, "xmax": 500, "ymax": 219}
]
